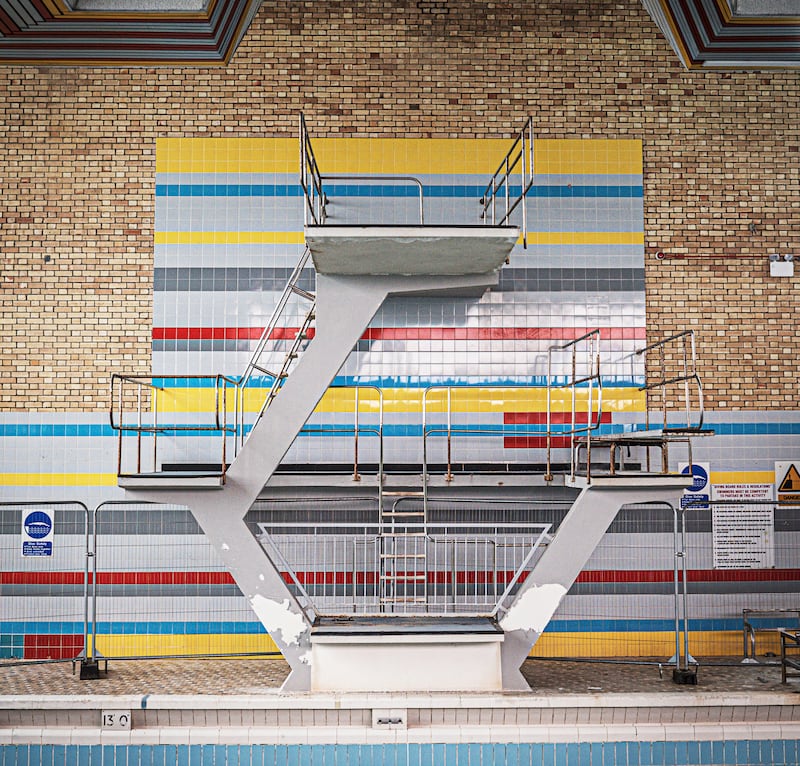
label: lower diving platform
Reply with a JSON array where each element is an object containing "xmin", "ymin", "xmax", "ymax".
[{"xmin": 311, "ymin": 617, "xmax": 504, "ymax": 692}]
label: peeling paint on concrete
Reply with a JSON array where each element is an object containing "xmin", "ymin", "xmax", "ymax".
[
  {"xmin": 249, "ymin": 594, "xmax": 309, "ymax": 645},
  {"xmin": 499, "ymin": 583, "xmax": 567, "ymax": 634}
]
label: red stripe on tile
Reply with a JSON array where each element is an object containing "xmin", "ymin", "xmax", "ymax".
[
  {"xmin": 6, "ymin": 569, "xmax": 798, "ymax": 587},
  {"xmin": 24, "ymin": 634, "xmax": 84, "ymax": 661},
  {"xmin": 504, "ymin": 436, "xmax": 573, "ymax": 449},
  {"xmin": 154, "ymin": 326, "xmax": 646, "ymax": 342},
  {"xmin": 504, "ymin": 412, "xmax": 613, "ymax": 425}
]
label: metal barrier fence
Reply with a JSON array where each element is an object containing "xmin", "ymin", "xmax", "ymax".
[
  {"xmin": 0, "ymin": 502, "xmax": 90, "ymax": 662},
  {"xmin": 2, "ymin": 498, "xmax": 798, "ymax": 667},
  {"xmin": 256, "ymin": 521, "xmax": 552, "ymax": 618}
]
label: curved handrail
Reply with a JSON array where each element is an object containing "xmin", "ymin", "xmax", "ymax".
[{"xmin": 320, "ymin": 174, "xmax": 425, "ymax": 225}]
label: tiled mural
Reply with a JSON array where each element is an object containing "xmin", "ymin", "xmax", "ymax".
[{"xmin": 151, "ymin": 136, "xmax": 647, "ymax": 470}]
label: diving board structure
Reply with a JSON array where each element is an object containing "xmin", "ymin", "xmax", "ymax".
[{"xmin": 115, "ymin": 116, "xmax": 703, "ymax": 692}]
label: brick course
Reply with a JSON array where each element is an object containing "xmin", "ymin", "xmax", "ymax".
[{"xmin": 1, "ymin": 0, "xmax": 797, "ymax": 410}]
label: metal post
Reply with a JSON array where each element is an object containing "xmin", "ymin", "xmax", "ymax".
[
  {"xmin": 445, "ymin": 388, "xmax": 453, "ymax": 482},
  {"xmin": 136, "ymin": 384, "xmax": 142, "ymax": 474},
  {"xmin": 152, "ymin": 385, "xmax": 159, "ymax": 472},
  {"xmin": 82, "ymin": 505, "xmax": 90, "ymax": 663},
  {"xmin": 116, "ymin": 379, "xmax": 123, "ymax": 476},
  {"xmin": 353, "ymin": 387, "xmax": 361, "ymax": 481},
  {"xmin": 520, "ymin": 124, "xmax": 528, "ymax": 249}
]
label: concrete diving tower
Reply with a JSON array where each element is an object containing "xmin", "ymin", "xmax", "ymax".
[
  {"xmin": 122, "ymin": 223, "xmax": 520, "ymax": 692},
  {"xmin": 118, "ymin": 118, "xmax": 695, "ymax": 693}
]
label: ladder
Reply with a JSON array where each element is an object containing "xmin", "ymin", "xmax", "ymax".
[
  {"xmin": 239, "ymin": 246, "xmax": 316, "ymax": 445},
  {"xmin": 378, "ymin": 490, "xmax": 428, "ymax": 612}
]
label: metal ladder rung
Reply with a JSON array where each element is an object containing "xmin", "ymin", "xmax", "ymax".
[
  {"xmin": 380, "ymin": 596, "xmax": 426, "ymax": 604},
  {"xmin": 290, "ymin": 285, "xmax": 315, "ymax": 302},
  {"xmin": 380, "ymin": 532, "xmax": 427, "ymax": 537},
  {"xmin": 380, "ymin": 553, "xmax": 425, "ymax": 559},
  {"xmin": 250, "ymin": 364, "xmax": 277, "ymax": 377},
  {"xmin": 381, "ymin": 511, "xmax": 425, "ymax": 518},
  {"xmin": 382, "ymin": 491, "xmax": 424, "ymax": 497}
]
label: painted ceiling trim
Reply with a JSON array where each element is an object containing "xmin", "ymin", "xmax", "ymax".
[
  {"xmin": 0, "ymin": 0, "xmax": 260, "ymax": 65},
  {"xmin": 643, "ymin": 0, "xmax": 800, "ymax": 68}
]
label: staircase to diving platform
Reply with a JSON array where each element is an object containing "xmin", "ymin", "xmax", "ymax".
[{"xmin": 112, "ymin": 116, "xmax": 710, "ymax": 693}]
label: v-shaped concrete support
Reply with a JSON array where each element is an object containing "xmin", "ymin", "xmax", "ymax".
[
  {"xmin": 127, "ymin": 271, "xmax": 499, "ymax": 691},
  {"xmin": 498, "ymin": 477, "xmax": 691, "ymax": 690}
]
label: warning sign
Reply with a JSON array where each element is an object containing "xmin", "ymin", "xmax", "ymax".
[
  {"xmin": 710, "ymin": 484, "xmax": 774, "ymax": 569},
  {"xmin": 679, "ymin": 462, "xmax": 710, "ymax": 510},
  {"xmin": 776, "ymin": 461, "xmax": 800, "ymax": 506},
  {"xmin": 21, "ymin": 508, "xmax": 54, "ymax": 557}
]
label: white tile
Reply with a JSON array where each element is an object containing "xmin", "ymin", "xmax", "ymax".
[
  {"xmin": 158, "ymin": 727, "xmax": 195, "ymax": 744},
  {"xmin": 215, "ymin": 726, "xmax": 253, "ymax": 744}
]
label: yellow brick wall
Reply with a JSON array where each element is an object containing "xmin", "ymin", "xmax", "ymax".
[{"xmin": 1, "ymin": 0, "xmax": 797, "ymax": 410}]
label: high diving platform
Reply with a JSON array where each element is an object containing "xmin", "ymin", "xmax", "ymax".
[{"xmin": 111, "ymin": 116, "xmax": 709, "ymax": 693}]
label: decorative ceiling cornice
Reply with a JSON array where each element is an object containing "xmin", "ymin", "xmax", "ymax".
[
  {"xmin": 642, "ymin": 0, "xmax": 800, "ymax": 68},
  {"xmin": 0, "ymin": 0, "xmax": 261, "ymax": 66}
]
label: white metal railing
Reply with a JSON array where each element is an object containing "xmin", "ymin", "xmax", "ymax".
[
  {"xmin": 480, "ymin": 116, "xmax": 535, "ymax": 247},
  {"xmin": 300, "ymin": 114, "xmax": 426, "ymax": 226},
  {"xmin": 300, "ymin": 113, "xmax": 327, "ymax": 226},
  {"xmin": 637, "ymin": 330, "xmax": 705, "ymax": 433},
  {"xmin": 111, "ymin": 378, "xmax": 383, "ymax": 483},
  {"xmin": 109, "ymin": 374, "xmax": 238, "ymax": 480},
  {"xmin": 256, "ymin": 521, "xmax": 552, "ymax": 618},
  {"xmin": 545, "ymin": 329, "xmax": 604, "ymax": 482}
]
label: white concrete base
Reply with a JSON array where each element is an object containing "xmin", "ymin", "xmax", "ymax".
[{"xmin": 310, "ymin": 633, "xmax": 505, "ymax": 692}]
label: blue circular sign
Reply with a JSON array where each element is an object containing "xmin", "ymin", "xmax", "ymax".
[
  {"xmin": 24, "ymin": 511, "xmax": 52, "ymax": 539},
  {"xmin": 681, "ymin": 464, "xmax": 708, "ymax": 492}
]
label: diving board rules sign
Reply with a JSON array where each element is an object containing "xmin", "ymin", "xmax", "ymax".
[{"xmin": 776, "ymin": 461, "xmax": 800, "ymax": 506}]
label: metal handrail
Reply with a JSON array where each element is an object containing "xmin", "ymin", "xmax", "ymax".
[
  {"xmin": 545, "ymin": 329, "xmax": 604, "ymax": 482},
  {"xmin": 320, "ymin": 174, "xmax": 425, "ymax": 225},
  {"xmin": 636, "ymin": 329, "xmax": 705, "ymax": 432},
  {"xmin": 257, "ymin": 520, "xmax": 552, "ymax": 618},
  {"xmin": 480, "ymin": 116, "xmax": 535, "ymax": 247},
  {"xmin": 109, "ymin": 373, "xmax": 239, "ymax": 478},
  {"xmin": 299, "ymin": 385, "xmax": 384, "ymax": 486},
  {"xmin": 238, "ymin": 246, "xmax": 313, "ymax": 394},
  {"xmin": 421, "ymin": 386, "xmax": 534, "ymax": 508},
  {"xmin": 300, "ymin": 113, "xmax": 327, "ymax": 225}
]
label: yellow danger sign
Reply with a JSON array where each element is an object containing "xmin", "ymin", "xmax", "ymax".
[
  {"xmin": 779, "ymin": 464, "xmax": 800, "ymax": 492},
  {"xmin": 777, "ymin": 463, "xmax": 800, "ymax": 506}
]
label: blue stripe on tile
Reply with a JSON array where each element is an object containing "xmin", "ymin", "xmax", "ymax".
[
  {"xmin": 0, "ymin": 617, "xmax": 789, "ymax": 637},
  {"xmin": 155, "ymin": 183, "xmax": 644, "ymax": 199}
]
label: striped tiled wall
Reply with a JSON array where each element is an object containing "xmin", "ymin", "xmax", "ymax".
[{"xmin": 2, "ymin": 136, "xmax": 800, "ymax": 660}]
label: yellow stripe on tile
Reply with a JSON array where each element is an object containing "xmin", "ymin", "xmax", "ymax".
[
  {"xmin": 92, "ymin": 629, "xmax": 745, "ymax": 660},
  {"xmin": 155, "ymin": 230, "xmax": 640, "ymax": 248},
  {"xmin": 526, "ymin": 231, "xmax": 645, "ymax": 246},
  {"xmin": 156, "ymin": 137, "xmax": 642, "ymax": 177},
  {"xmin": 0, "ymin": 473, "xmax": 117, "ymax": 487},
  {"xmin": 160, "ymin": 387, "xmax": 646, "ymax": 415},
  {"xmin": 92, "ymin": 633, "xmax": 281, "ymax": 658},
  {"xmin": 155, "ymin": 231, "xmax": 304, "ymax": 246},
  {"xmin": 534, "ymin": 630, "xmax": 744, "ymax": 658}
]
